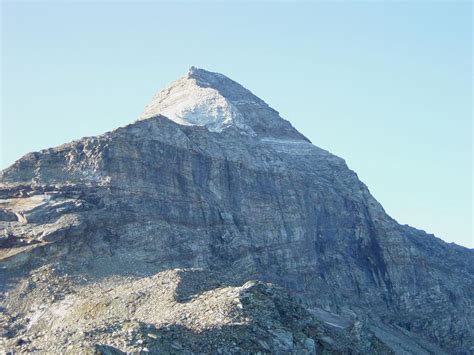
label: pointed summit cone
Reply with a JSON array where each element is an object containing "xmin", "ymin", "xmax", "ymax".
[{"xmin": 141, "ymin": 67, "xmax": 309, "ymax": 141}]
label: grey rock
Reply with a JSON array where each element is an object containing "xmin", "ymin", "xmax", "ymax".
[
  {"xmin": 0, "ymin": 209, "xmax": 17, "ymax": 222},
  {"xmin": 0, "ymin": 67, "xmax": 472, "ymax": 354}
]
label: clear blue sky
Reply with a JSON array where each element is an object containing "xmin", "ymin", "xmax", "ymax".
[{"xmin": 1, "ymin": 2, "xmax": 472, "ymax": 247}]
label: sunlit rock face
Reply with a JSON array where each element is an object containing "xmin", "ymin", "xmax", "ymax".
[
  {"xmin": 141, "ymin": 67, "xmax": 308, "ymax": 140},
  {"xmin": 1, "ymin": 68, "xmax": 473, "ymax": 354}
]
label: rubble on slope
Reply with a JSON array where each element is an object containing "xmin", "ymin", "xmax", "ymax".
[{"xmin": 2, "ymin": 267, "xmax": 394, "ymax": 354}]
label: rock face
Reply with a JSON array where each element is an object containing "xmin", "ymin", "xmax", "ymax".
[{"xmin": 0, "ymin": 67, "xmax": 473, "ymax": 354}]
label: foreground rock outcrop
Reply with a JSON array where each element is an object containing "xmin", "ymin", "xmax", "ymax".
[{"xmin": 1, "ymin": 67, "xmax": 473, "ymax": 353}]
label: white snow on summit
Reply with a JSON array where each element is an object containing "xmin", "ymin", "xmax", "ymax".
[
  {"xmin": 140, "ymin": 67, "xmax": 310, "ymax": 142},
  {"xmin": 141, "ymin": 68, "xmax": 248, "ymax": 133}
]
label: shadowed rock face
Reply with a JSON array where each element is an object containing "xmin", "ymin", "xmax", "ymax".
[{"xmin": 0, "ymin": 68, "xmax": 473, "ymax": 354}]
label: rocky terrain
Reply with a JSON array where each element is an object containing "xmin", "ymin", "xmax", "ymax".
[{"xmin": 1, "ymin": 67, "xmax": 473, "ymax": 354}]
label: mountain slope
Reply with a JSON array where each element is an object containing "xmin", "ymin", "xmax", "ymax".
[{"xmin": 1, "ymin": 68, "xmax": 472, "ymax": 353}]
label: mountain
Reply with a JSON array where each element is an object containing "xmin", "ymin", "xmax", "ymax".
[{"xmin": 1, "ymin": 67, "xmax": 472, "ymax": 354}]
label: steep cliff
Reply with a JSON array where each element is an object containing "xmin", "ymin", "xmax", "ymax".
[{"xmin": 1, "ymin": 68, "xmax": 472, "ymax": 354}]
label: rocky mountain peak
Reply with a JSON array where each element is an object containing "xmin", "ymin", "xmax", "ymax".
[
  {"xmin": 1, "ymin": 68, "xmax": 472, "ymax": 354},
  {"xmin": 184, "ymin": 67, "xmax": 265, "ymax": 105},
  {"xmin": 140, "ymin": 68, "xmax": 309, "ymax": 141}
]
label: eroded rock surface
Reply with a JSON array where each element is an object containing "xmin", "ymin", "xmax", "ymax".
[{"xmin": 1, "ymin": 68, "xmax": 472, "ymax": 354}]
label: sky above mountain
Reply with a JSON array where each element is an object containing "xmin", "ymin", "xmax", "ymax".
[{"xmin": 1, "ymin": 2, "xmax": 472, "ymax": 247}]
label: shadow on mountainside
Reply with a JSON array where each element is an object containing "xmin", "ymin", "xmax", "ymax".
[{"xmin": 90, "ymin": 318, "xmax": 395, "ymax": 355}]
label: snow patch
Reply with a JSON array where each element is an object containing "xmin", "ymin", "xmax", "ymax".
[{"xmin": 141, "ymin": 76, "xmax": 249, "ymax": 133}]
